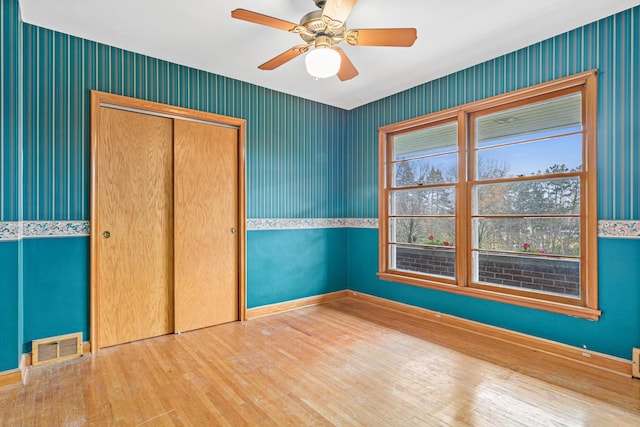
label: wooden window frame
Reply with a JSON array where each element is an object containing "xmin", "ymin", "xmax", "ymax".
[{"xmin": 378, "ymin": 70, "xmax": 600, "ymax": 320}]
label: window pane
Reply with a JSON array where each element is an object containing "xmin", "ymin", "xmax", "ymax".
[
  {"xmin": 391, "ymin": 187, "xmax": 455, "ymax": 216},
  {"xmin": 393, "ymin": 154, "xmax": 458, "ymax": 187},
  {"xmin": 473, "ymin": 217, "xmax": 580, "ymax": 256},
  {"xmin": 473, "ymin": 251, "xmax": 580, "ymax": 298},
  {"xmin": 390, "ymin": 217, "xmax": 455, "ymax": 246},
  {"xmin": 393, "ymin": 121, "xmax": 458, "ymax": 160},
  {"xmin": 476, "ymin": 93, "xmax": 582, "ymax": 148},
  {"xmin": 474, "ymin": 177, "xmax": 580, "ymax": 215},
  {"xmin": 394, "ymin": 244, "xmax": 455, "ymax": 278},
  {"xmin": 476, "ymin": 134, "xmax": 582, "ymax": 180}
]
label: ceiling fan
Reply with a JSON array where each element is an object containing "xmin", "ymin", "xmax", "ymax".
[{"xmin": 231, "ymin": 0, "xmax": 417, "ymax": 81}]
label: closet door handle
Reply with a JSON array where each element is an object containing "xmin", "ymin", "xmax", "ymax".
[
  {"xmin": 230, "ymin": 228, "xmax": 236, "ymax": 234},
  {"xmin": 103, "ymin": 231, "xmax": 111, "ymax": 239}
]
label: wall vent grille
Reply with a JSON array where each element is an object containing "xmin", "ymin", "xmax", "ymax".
[{"xmin": 32, "ymin": 332, "xmax": 83, "ymax": 366}]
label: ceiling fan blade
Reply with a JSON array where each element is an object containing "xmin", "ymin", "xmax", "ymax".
[
  {"xmin": 231, "ymin": 9, "xmax": 298, "ymax": 32},
  {"xmin": 334, "ymin": 47, "xmax": 358, "ymax": 81},
  {"xmin": 258, "ymin": 45, "xmax": 309, "ymax": 70},
  {"xmin": 345, "ymin": 28, "xmax": 417, "ymax": 47},
  {"xmin": 321, "ymin": 0, "xmax": 358, "ymax": 28}
]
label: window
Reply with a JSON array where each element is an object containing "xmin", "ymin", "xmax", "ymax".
[{"xmin": 378, "ymin": 71, "xmax": 599, "ymax": 319}]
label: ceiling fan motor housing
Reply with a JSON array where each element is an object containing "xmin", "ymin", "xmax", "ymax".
[{"xmin": 299, "ymin": 10, "xmax": 346, "ymax": 45}]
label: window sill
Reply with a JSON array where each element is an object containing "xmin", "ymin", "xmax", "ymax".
[{"xmin": 377, "ymin": 271, "xmax": 602, "ymax": 321}]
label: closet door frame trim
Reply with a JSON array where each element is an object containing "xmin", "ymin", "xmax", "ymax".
[{"xmin": 90, "ymin": 90, "xmax": 247, "ymax": 353}]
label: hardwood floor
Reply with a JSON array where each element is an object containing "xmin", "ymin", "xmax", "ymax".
[{"xmin": 2, "ymin": 298, "xmax": 640, "ymax": 426}]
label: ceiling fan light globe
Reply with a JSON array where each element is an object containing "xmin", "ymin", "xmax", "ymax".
[{"xmin": 305, "ymin": 48, "xmax": 341, "ymax": 79}]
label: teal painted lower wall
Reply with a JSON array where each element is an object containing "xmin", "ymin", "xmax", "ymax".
[
  {"xmin": 22, "ymin": 237, "xmax": 89, "ymax": 353},
  {"xmin": 2, "ymin": 227, "xmax": 638, "ymax": 371},
  {"xmin": 247, "ymin": 228, "xmax": 348, "ymax": 308},
  {"xmin": 0, "ymin": 241, "xmax": 19, "ymax": 371},
  {"xmin": 347, "ymin": 228, "xmax": 640, "ymax": 360}
]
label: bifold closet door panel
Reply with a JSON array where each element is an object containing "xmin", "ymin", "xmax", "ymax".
[
  {"xmin": 174, "ymin": 119, "xmax": 239, "ymax": 332},
  {"xmin": 96, "ymin": 108, "xmax": 174, "ymax": 347}
]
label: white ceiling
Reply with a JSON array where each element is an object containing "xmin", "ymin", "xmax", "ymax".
[{"xmin": 19, "ymin": 0, "xmax": 640, "ymax": 110}]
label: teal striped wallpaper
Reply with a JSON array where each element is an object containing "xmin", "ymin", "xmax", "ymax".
[
  {"xmin": 1, "ymin": 0, "xmax": 20, "ymax": 221},
  {"xmin": 8, "ymin": 3, "xmax": 639, "ymax": 222},
  {"xmin": 346, "ymin": 6, "xmax": 640, "ymax": 220},
  {"xmin": 20, "ymin": 20, "xmax": 347, "ymax": 221}
]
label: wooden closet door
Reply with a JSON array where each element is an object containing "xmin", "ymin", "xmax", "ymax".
[
  {"xmin": 95, "ymin": 107, "xmax": 174, "ymax": 347},
  {"xmin": 174, "ymin": 119, "xmax": 239, "ymax": 332}
]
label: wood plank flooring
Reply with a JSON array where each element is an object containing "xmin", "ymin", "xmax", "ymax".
[{"xmin": 2, "ymin": 298, "xmax": 640, "ymax": 426}]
